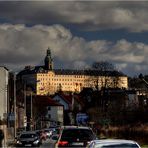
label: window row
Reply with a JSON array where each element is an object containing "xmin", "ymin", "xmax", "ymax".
[{"xmin": 38, "ymin": 82, "xmax": 83, "ymax": 86}]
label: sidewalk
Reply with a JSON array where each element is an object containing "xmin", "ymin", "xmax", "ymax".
[{"xmin": 6, "ymin": 138, "xmax": 15, "ymax": 147}]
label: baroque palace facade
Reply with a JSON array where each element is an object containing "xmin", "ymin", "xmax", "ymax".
[{"xmin": 18, "ymin": 48, "xmax": 128, "ymax": 95}]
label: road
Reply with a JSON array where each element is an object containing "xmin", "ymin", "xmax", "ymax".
[{"xmin": 40, "ymin": 139, "xmax": 55, "ymax": 148}]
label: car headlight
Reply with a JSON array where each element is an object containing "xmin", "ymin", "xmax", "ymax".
[
  {"xmin": 16, "ymin": 140, "xmax": 22, "ymax": 144},
  {"xmin": 33, "ymin": 139, "xmax": 39, "ymax": 144}
]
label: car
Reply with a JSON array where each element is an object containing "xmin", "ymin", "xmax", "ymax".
[
  {"xmin": 55, "ymin": 126, "xmax": 98, "ymax": 147},
  {"xmin": 50, "ymin": 126, "xmax": 61, "ymax": 135},
  {"xmin": 49, "ymin": 134, "xmax": 60, "ymax": 147},
  {"xmin": 44, "ymin": 129, "xmax": 53, "ymax": 138},
  {"xmin": 35, "ymin": 129, "xmax": 42, "ymax": 137},
  {"xmin": 15, "ymin": 131, "xmax": 42, "ymax": 147},
  {"xmin": 87, "ymin": 139, "xmax": 141, "ymax": 148}
]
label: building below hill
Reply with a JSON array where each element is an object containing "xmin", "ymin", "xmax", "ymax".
[
  {"xmin": 17, "ymin": 48, "xmax": 128, "ymax": 95},
  {"xmin": 0, "ymin": 67, "xmax": 9, "ymax": 121}
]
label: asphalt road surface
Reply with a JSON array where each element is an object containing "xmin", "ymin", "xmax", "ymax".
[{"xmin": 40, "ymin": 138, "xmax": 55, "ymax": 148}]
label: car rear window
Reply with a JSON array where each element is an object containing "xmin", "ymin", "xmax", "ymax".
[
  {"xmin": 61, "ymin": 128, "xmax": 95, "ymax": 141},
  {"xmin": 101, "ymin": 143, "xmax": 139, "ymax": 148}
]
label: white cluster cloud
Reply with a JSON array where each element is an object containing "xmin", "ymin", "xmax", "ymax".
[{"xmin": 0, "ymin": 23, "xmax": 147, "ymax": 76}]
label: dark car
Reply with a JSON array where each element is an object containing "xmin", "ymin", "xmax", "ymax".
[
  {"xmin": 55, "ymin": 126, "xmax": 97, "ymax": 147},
  {"xmin": 16, "ymin": 131, "xmax": 41, "ymax": 147}
]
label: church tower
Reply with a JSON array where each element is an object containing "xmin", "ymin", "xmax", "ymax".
[{"xmin": 44, "ymin": 47, "xmax": 53, "ymax": 70}]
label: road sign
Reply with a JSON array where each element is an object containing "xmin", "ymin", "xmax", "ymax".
[
  {"xmin": 24, "ymin": 122, "xmax": 27, "ymax": 127},
  {"xmin": 24, "ymin": 116, "xmax": 27, "ymax": 127},
  {"xmin": 8, "ymin": 112, "xmax": 15, "ymax": 121},
  {"xmin": 76, "ymin": 113, "xmax": 88, "ymax": 125}
]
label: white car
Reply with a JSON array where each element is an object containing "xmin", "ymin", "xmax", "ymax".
[{"xmin": 87, "ymin": 139, "xmax": 141, "ymax": 148}]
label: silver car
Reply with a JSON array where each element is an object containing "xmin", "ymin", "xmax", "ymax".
[{"xmin": 87, "ymin": 139, "xmax": 141, "ymax": 148}]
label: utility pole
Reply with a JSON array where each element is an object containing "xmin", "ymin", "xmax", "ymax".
[
  {"xmin": 31, "ymin": 91, "xmax": 32, "ymax": 120},
  {"xmin": 30, "ymin": 91, "xmax": 33, "ymax": 130},
  {"xmin": 24, "ymin": 81, "xmax": 27, "ymax": 131},
  {"xmin": 14, "ymin": 73, "xmax": 16, "ymax": 138}
]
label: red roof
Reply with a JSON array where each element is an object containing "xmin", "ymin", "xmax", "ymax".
[
  {"xmin": 54, "ymin": 93, "xmax": 84, "ymax": 107},
  {"xmin": 34, "ymin": 95, "xmax": 63, "ymax": 106},
  {"xmin": 59, "ymin": 93, "xmax": 72, "ymax": 104}
]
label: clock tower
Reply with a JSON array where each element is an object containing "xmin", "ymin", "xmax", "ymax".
[{"xmin": 44, "ymin": 48, "xmax": 53, "ymax": 70}]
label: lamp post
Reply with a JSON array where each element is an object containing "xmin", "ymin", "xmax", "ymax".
[
  {"xmin": 14, "ymin": 73, "xmax": 16, "ymax": 138},
  {"xmin": 24, "ymin": 81, "xmax": 27, "ymax": 131},
  {"xmin": 24, "ymin": 79, "xmax": 40, "ymax": 130},
  {"xmin": 24, "ymin": 82, "xmax": 33, "ymax": 131},
  {"xmin": 30, "ymin": 91, "xmax": 33, "ymax": 130}
]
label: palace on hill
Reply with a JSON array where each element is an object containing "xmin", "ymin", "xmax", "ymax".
[{"xmin": 18, "ymin": 48, "xmax": 128, "ymax": 95}]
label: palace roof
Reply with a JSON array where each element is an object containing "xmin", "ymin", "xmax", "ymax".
[{"xmin": 17, "ymin": 65, "xmax": 126, "ymax": 77}]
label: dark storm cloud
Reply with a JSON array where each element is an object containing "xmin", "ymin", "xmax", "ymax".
[
  {"xmin": 0, "ymin": 1, "xmax": 72, "ymax": 24},
  {"xmin": 0, "ymin": 1, "xmax": 148, "ymax": 32}
]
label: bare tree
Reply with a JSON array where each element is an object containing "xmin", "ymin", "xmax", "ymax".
[
  {"xmin": 92, "ymin": 61, "xmax": 115, "ymax": 90},
  {"xmin": 84, "ymin": 61, "xmax": 125, "ymax": 91},
  {"xmin": 92, "ymin": 61, "xmax": 115, "ymax": 71}
]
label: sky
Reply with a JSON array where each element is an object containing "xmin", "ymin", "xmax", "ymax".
[{"xmin": 0, "ymin": 1, "xmax": 148, "ymax": 77}]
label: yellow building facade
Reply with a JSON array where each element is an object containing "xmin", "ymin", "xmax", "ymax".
[{"xmin": 19, "ymin": 49, "xmax": 128, "ymax": 95}]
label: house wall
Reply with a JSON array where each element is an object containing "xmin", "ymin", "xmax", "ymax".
[
  {"xmin": 52, "ymin": 95, "xmax": 69, "ymax": 110},
  {"xmin": 47, "ymin": 106, "xmax": 63, "ymax": 125},
  {"xmin": 22, "ymin": 74, "xmax": 37, "ymax": 90},
  {"xmin": 126, "ymin": 93, "xmax": 139, "ymax": 109},
  {"xmin": 0, "ymin": 67, "xmax": 9, "ymax": 120}
]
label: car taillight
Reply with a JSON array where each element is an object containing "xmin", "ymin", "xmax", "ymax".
[{"xmin": 57, "ymin": 141, "xmax": 68, "ymax": 146}]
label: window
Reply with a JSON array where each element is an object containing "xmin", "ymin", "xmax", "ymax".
[
  {"xmin": 47, "ymin": 106, "xmax": 51, "ymax": 110},
  {"xmin": 48, "ymin": 114, "xmax": 51, "ymax": 119},
  {"xmin": 61, "ymin": 128, "xmax": 95, "ymax": 141}
]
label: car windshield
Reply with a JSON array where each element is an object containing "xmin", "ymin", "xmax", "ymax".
[
  {"xmin": 61, "ymin": 129, "xmax": 95, "ymax": 141},
  {"xmin": 20, "ymin": 133, "xmax": 36, "ymax": 138}
]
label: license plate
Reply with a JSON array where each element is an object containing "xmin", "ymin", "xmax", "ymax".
[
  {"xmin": 72, "ymin": 142, "xmax": 84, "ymax": 146},
  {"xmin": 25, "ymin": 144, "xmax": 32, "ymax": 146}
]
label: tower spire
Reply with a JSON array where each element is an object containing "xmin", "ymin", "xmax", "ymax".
[{"xmin": 44, "ymin": 47, "xmax": 53, "ymax": 70}]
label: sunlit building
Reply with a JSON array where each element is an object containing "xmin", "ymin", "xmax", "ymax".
[{"xmin": 18, "ymin": 48, "xmax": 128, "ymax": 95}]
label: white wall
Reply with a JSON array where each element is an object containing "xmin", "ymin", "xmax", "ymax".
[
  {"xmin": 47, "ymin": 106, "xmax": 63, "ymax": 125},
  {"xmin": 53, "ymin": 95, "xmax": 69, "ymax": 110},
  {"xmin": 0, "ymin": 67, "xmax": 8, "ymax": 120}
]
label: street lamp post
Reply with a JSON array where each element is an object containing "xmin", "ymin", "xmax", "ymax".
[
  {"xmin": 24, "ymin": 81, "xmax": 27, "ymax": 131},
  {"xmin": 14, "ymin": 73, "xmax": 16, "ymax": 138},
  {"xmin": 30, "ymin": 91, "xmax": 33, "ymax": 130}
]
